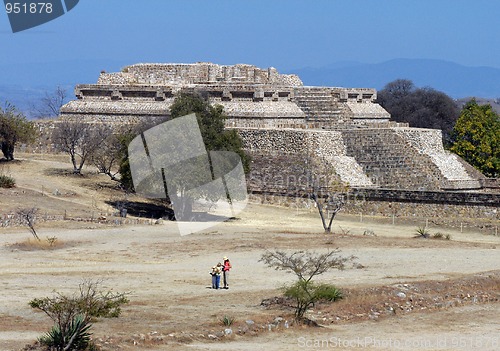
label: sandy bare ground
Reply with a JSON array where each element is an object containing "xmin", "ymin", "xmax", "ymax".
[{"xmin": 0, "ymin": 154, "xmax": 499, "ymax": 350}]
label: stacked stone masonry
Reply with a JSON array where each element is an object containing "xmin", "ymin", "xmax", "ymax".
[
  {"xmin": 240, "ymin": 127, "xmax": 486, "ymax": 192},
  {"xmin": 62, "ymin": 63, "xmax": 390, "ymax": 129},
  {"xmin": 59, "ymin": 62, "xmax": 494, "ymax": 200}
]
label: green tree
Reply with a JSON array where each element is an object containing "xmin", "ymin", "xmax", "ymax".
[
  {"xmin": 170, "ymin": 92, "xmax": 250, "ymax": 173},
  {"xmin": 117, "ymin": 118, "xmax": 167, "ymax": 191},
  {"xmin": 0, "ymin": 103, "xmax": 37, "ymax": 160},
  {"xmin": 119, "ymin": 92, "xmax": 250, "ymax": 191},
  {"xmin": 450, "ymin": 100, "xmax": 500, "ymax": 177}
]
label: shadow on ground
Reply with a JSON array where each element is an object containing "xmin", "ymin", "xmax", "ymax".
[{"xmin": 106, "ymin": 200, "xmax": 175, "ymax": 220}]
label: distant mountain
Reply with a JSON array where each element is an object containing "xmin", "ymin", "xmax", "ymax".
[
  {"xmin": 2, "ymin": 58, "xmax": 500, "ymax": 117},
  {"xmin": 456, "ymin": 97, "xmax": 500, "ymax": 114},
  {"xmin": 0, "ymin": 59, "xmax": 127, "ymax": 117},
  {"xmin": 287, "ymin": 59, "xmax": 500, "ymax": 99}
]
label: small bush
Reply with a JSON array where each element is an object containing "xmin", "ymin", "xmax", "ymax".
[
  {"xmin": 39, "ymin": 314, "xmax": 92, "ymax": 350},
  {"xmin": 220, "ymin": 315, "xmax": 235, "ymax": 326},
  {"xmin": 0, "ymin": 174, "xmax": 15, "ymax": 188},
  {"xmin": 432, "ymin": 232, "xmax": 444, "ymax": 239},
  {"xmin": 363, "ymin": 229, "xmax": 376, "ymax": 236},
  {"xmin": 414, "ymin": 226, "xmax": 430, "ymax": 239},
  {"xmin": 30, "ymin": 280, "xmax": 129, "ymax": 351},
  {"xmin": 283, "ymin": 281, "xmax": 343, "ymax": 320},
  {"xmin": 312, "ymin": 283, "xmax": 343, "ymax": 302},
  {"xmin": 431, "ymin": 232, "xmax": 452, "ymax": 240}
]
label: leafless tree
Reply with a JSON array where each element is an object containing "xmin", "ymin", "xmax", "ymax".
[
  {"xmin": 300, "ymin": 154, "xmax": 348, "ymax": 233},
  {"xmin": 52, "ymin": 121, "xmax": 111, "ymax": 174},
  {"xmin": 260, "ymin": 249, "xmax": 354, "ymax": 283},
  {"xmin": 16, "ymin": 207, "xmax": 40, "ymax": 241},
  {"xmin": 31, "ymin": 86, "xmax": 69, "ymax": 119},
  {"xmin": 90, "ymin": 132, "xmax": 122, "ymax": 181}
]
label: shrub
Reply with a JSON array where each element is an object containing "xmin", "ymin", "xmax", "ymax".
[
  {"xmin": 363, "ymin": 229, "xmax": 376, "ymax": 236},
  {"xmin": 260, "ymin": 249, "xmax": 354, "ymax": 322},
  {"xmin": 0, "ymin": 174, "xmax": 15, "ymax": 188},
  {"xmin": 432, "ymin": 232, "xmax": 444, "ymax": 239},
  {"xmin": 38, "ymin": 314, "xmax": 92, "ymax": 350},
  {"xmin": 283, "ymin": 280, "xmax": 343, "ymax": 320},
  {"xmin": 30, "ymin": 280, "xmax": 129, "ymax": 351},
  {"xmin": 220, "ymin": 315, "xmax": 235, "ymax": 327},
  {"xmin": 431, "ymin": 232, "xmax": 452, "ymax": 240},
  {"xmin": 414, "ymin": 226, "xmax": 430, "ymax": 239}
]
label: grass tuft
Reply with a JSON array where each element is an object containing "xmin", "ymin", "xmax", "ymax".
[
  {"xmin": 220, "ymin": 315, "xmax": 235, "ymax": 327},
  {"xmin": 0, "ymin": 174, "xmax": 15, "ymax": 188}
]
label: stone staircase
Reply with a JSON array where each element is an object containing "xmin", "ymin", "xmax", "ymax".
[
  {"xmin": 294, "ymin": 87, "xmax": 347, "ymax": 127},
  {"xmin": 342, "ymin": 129, "xmax": 446, "ymax": 190}
]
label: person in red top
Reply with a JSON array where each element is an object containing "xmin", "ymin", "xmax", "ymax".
[{"xmin": 222, "ymin": 256, "xmax": 232, "ymax": 289}]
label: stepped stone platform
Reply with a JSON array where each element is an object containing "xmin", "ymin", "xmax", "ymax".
[
  {"xmin": 59, "ymin": 62, "xmax": 489, "ymax": 192},
  {"xmin": 60, "ymin": 62, "xmax": 389, "ymax": 128}
]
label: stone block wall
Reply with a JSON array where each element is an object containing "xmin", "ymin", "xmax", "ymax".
[
  {"xmin": 63, "ymin": 63, "xmax": 392, "ymax": 130},
  {"xmin": 293, "ymin": 87, "xmax": 391, "ymax": 128},
  {"xmin": 240, "ymin": 128, "xmax": 373, "ymax": 189},
  {"xmin": 239, "ymin": 127, "xmax": 485, "ymax": 191},
  {"xmin": 249, "ymin": 190, "xmax": 498, "ymax": 220},
  {"xmin": 98, "ymin": 63, "xmax": 303, "ymax": 86}
]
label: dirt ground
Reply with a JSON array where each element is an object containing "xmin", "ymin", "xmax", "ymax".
[{"xmin": 0, "ymin": 154, "xmax": 499, "ymax": 351}]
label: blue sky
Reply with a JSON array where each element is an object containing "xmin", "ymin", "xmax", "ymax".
[{"xmin": 1, "ymin": 0, "xmax": 500, "ymax": 73}]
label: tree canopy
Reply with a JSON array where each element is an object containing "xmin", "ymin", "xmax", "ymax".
[
  {"xmin": 450, "ymin": 100, "xmax": 500, "ymax": 177},
  {"xmin": 378, "ymin": 79, "xmax": 459, "ymax": 144},
  {"xmin": 119, "ymin": 92, "xmax": 250, "ymax": 193},
  {"xmin": 0, "ymin": 103, "xmax": 36, "ymax": 160},
  {"xmin": 170, "ymin": 92, "xmax": 250, "ymax": 173}
]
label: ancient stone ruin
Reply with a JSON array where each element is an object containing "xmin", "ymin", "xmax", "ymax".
[{"xmin": 60, "ymin": 62, "xmax": 492, "ymax": 199}]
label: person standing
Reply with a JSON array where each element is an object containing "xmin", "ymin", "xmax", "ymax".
[
  {"xmin": 210, "ymin": 264, "xmax": 222, "ymax": 289},
  {"xmin": 215, "ymin": 262, "xmax": 223, "ymax": 289},
  {"xmin": 222, "ymin": 256, "xmax": 232, "ymax": 289},
  {"xmin": 210, "ymin": 266, "xmax": 218, "ymax": 289}
]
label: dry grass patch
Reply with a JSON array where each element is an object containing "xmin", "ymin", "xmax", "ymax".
[{"xmin": 6, "ymin": 237, "xmax": 74, "ymax": 251}]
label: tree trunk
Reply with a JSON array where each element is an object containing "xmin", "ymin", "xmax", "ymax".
[{"xmin": 312, "ymin": 195, "xmax": 329, "ymax": 233}]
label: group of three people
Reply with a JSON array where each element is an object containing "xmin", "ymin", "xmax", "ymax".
[{"xmin": 210, "ymin": 256, "xmax": 231, "ymax": 289}]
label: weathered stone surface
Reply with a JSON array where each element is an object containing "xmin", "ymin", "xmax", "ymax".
[
  {"xmin": 61, "ymin": 62, "xmax": 390, "ymax": 129},
  {"xmin": 56, "ymin": 62, "xmax": 493, "ymax": 195}
]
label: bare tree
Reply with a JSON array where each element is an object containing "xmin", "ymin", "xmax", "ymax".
[
  {"xmin": 31, "ymin": 86, "xmax": 69, "ymax": 119},
  {"xmin": 52, "ymin": 121, "xmax": 111, "ymax": 174},
  {"xmin": 16, "ymin": 207, "xmax": 40, "ymax": 241},
  {"xmin": 260, "ymin": 249, "xmax": 353, "ymax": 283},
  {"xmin": 301, "ymin": 154, "xmax": 349, "ymax": 234},
  {"xmin": 90, "ymin": 132, "xmax": 122, "ymax": 181},
  {"xmin": 309, "ymin": 180, "xmax": 347, "ymax": 233}
]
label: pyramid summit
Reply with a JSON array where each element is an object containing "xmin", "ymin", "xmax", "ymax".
[{"xmin": 59, "ymin": 62, "xmax": 489, "ymax": 193}]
